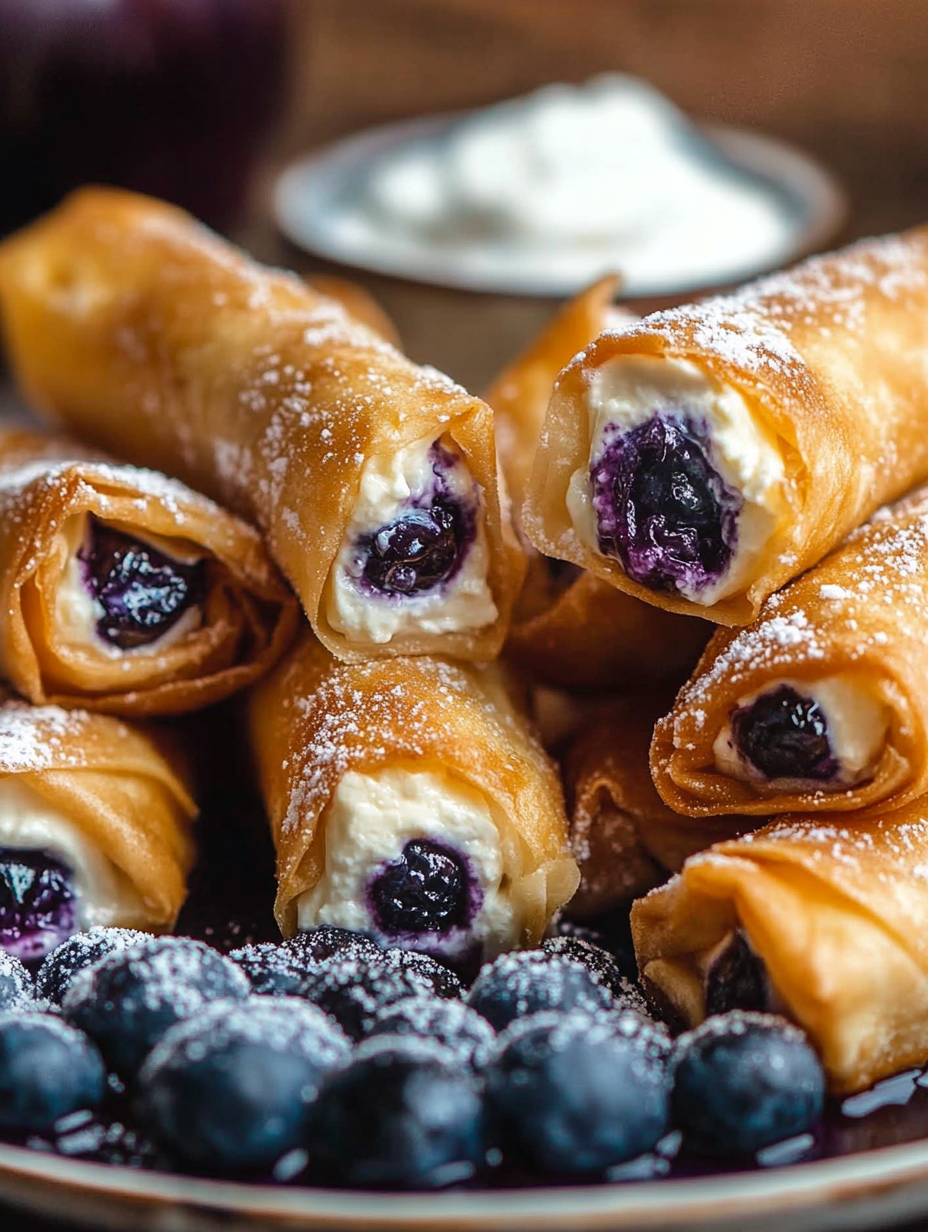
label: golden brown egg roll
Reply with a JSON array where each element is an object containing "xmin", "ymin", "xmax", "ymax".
[
  {"xmin": 524, "ymin": 226, "xmax": 928, "ymax": 627},
  {"xmin": 631, "ymin": 800, "xmax": 928, "ymax": 1094},
  {"xmin": 0, "ymin": 427, "xmax": 298, "ymax": 716},
  {"xmin": 0, "ymin": 691, "xmax": 196, "ymax": 961},
  {"xmin": 0, "ymin": 188, "xmax": 523, "ymax": 663},
  {"xmin": 651, "ymin": 484, "xmax": 928, "ymax": 819},
  {"xmin": 248, "ymin": 633, "xmax": 579, "ymax": 962}
]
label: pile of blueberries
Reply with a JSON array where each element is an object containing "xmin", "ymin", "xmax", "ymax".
[{"xmin": 0, "ymin": 925, "xmax": 826, "ymax": 1189}]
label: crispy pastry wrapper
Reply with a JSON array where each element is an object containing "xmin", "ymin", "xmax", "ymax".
[
  {"xmin": 0, "ymin": 693, "xmax": 197, "ymax": 930},
  {"xmin": 0, "ymin": 428, "xmax": 298, "ymax": 716},
  {"xmin": 524, "ymin": 226, "xmax": 928, "ymax": 626},
  {"xmin": 248, "ymin": 633, "xmax": 579, "ymax": 945},
  {"xmin": 652, "ymin": 485, "xmax": 928, "ymax": 818},
  {"xmin": 632, "ymin": 802, "xmax": 928, "ymax": 1094},
  {"xmin": 562, "ymin": 695, "xmax": 737, "ymax": 915},
  {"xmin": 0, "ymin": 188, "xmax": 523, "ymax": 662}
]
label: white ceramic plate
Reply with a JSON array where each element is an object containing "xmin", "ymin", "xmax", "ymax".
[{"xmin": 274, "ymin": 113, "xmax": 846, "ymax": 299}]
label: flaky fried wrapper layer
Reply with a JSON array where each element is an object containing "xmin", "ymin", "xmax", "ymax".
[
  {"xmin": 0, "ymin": 188, "xmax": 523, "ymax": 662},
  {"xmin": 0, "ymin": 428, "xmax": 298, "ymax": 716},
  {"xmin": 0, "ymin": 694, "xmax": 196, "ymax": 929},
  {"xmin": 652, "ymin": 484, "xmax": 928, "ymax": 818},
  {"xmin": 248, "ymin": 633, "xmax": 579, "ymax": 943},
  {"xmin": 525, "ymin": 226, "xmax": 928, "ymax": 626},
  {"xmin": 632, "ymin": 802, "xmax": 928, "ymax": 1093}
]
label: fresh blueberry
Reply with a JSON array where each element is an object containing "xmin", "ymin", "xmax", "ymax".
[
  {"xmin": 228, "ymin": 943, "xmax": 309, "ymax": 997},
  {"xmin": 369, "ymin": 840, "xmax": 473, "ymax": 936},
  {"xmin": 0, "ymin": 849, "xmax": 78, "ymax": 963},
  {"xmin": 466, "ymin": 951, "xmax": 614, "ymax": 1032},
  {"xmin": 63, "ymin": 937, "xmax": 250, "ymax": 1075},
  {"xmin": 730, "ymin": 686, "xmax": 837, "ymax": 781},
  {"xmin": 36, "ymin": 927, "xmax": 150, "ymax": 1004},
  {"xmin": 672, "ymin": 1012, "xmax": 825, "ymax": 1156},
  {"xmin": 79, "ymin": 517, "xmax": 207, "ymax": 650},
  {"xmin": 368, "ymin": 997, "xmax": 495, "ymax": 1068},
  {"xmin": 592, "ymin": 413, "xmax": 741, "ymax": 596},
  {"xmin": 556, "ymin": 913, "xmax": 638, "ymax": 980},
  {"xmin": 280, "ymin": 925, "xmax": 382, "ymax": 967},
  {"xmin": 309, "ymin": 1036, "xmax": 485, "ymax": 1189},
  {"xmin": 295, "ymin": 956, "xmax": 427, "ymax": 1042},
  {"xmin": 362, "ymin": 501, "xmax": 462, "ymax": 596},
  {"xmin": 381, "ymin": 948, "xmax": 462, "ymax": 999},
  {"xmin": 0, "ymin": 1012, "xmax": 106, "ymax": 1133},
  {"xmin": 541, "ymin": 936, "xmax": 647, "ymax": 1014},
  {"xmin": 704, "ymin": 932, "xmax": 775, "ymax": 1017},
  {"xmin": 137, "ymin": 997, "xmax": 350, "ymax": 1175},
  {"xmin": 0, "ymin": 951, "xmax": 33, "ymax": 1008},
  {"xmin": 485, "ymin": 1010, "xmax": 671, "ymax": 1176}
]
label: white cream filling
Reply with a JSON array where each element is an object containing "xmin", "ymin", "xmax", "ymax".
[
  {"xmin": 53, "ymin": 515, "xmax": 204, "ymax": 657},
  {"xmin": 325, "ymin": 437, "xmax": 497, "ymax": 644},
  {"xmin": 296, "ymin": 766, "xmax": 517, "ymax": 956},
  {"xmin": 0, "ymin": 778, "xmax": 146, "ymax": 929},
  {"xmin": 566, "ymin": 355, "xmax": 785, "ymax": 604},
  {"xmin": 713, "ymin": 675, "xmax": 890, "ymax": 790}
]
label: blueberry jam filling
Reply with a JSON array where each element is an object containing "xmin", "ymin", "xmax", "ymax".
[
  {"xmin": 0, "ymin": 850, "xmax": 77, "ymax": 963},
  {"xmin": 368, "ymin": 840, "xmax": 474, "ymax": 937},
  {"xmin": 78, "ymin": 516, "xmax": 207, "ymax": 650},
  {"xmin": 730, "ymin": 685, "xmax": 838, "ymax": 782},
  {"xmin": 591, "ymin": 412, "xmax": 742, "ymax": 596},
  {"xmin": 705, "ymin": 932, "xmax": 774, "ymax": 1017}
]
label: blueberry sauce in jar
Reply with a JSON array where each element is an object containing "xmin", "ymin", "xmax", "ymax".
[
  {"xmin": 0, "ymin": 849, "xmax": 77, "ymax": 963},
  {"xmin": 729, "ymin": 685, "xmax": 838, "ymax": 782}
]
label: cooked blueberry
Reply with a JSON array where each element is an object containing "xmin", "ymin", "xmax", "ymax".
[
  {"xmin": 368, "ymin": 997, "xmax": 495, "ymax": 1068},
  {"xmin": 0, "ymin": 1012, "xmax": 105, "ymax": 1133},
  {"xmin": 0, "ymin": 951, "xmax": 33, "ymax": 1008},
  {"xmin": 541, "ymin": 936, "xmax": 647, "ymax": 1014},
  {"xmin": 228, "ymin": 943, "xmax": 309, "ymax": 997},
  {"xmin": 730, "ymin": 686, "xmax": 837, "ymax": 781},
  {"xmin": 309, "ymin": 1036, "xmax": 484, "ymax": 1189},
  {"xmin": 79, "ymin": 516, "xmax": 207, "ymax": 650},
  {"xmin": 62, "ymin": 937, "xmax": 250, "ymax": 1075},
  {"xmin": 672, "ymin": 1011, "xmax": 825, "ymax": 1156},
  {"xmin": 0, "ymin": 849, "xmax": 78, "ymax": 964},
  {"xmin": 362, "ymin": 501, "xmax": 462, "ymax": 596},
  {"xmin": 485, "ymin": 1010, "xmax": 671, "ymax": 1176},
  {"xmin": 381, "ymin": 949, "xmax": 462, "ymax": 999},
  {"xmin": 592, "ymin": 413, "xmax": 741, "ymax": 596},
  {"xmin": 36, "ymin": 927, "xmax": 149, "ymax": 1004},
  {"xmin": 137, "ymin": 997, "xmax": 350, "ymax": 1175},
  {"xmin": 466, "ymin": 951, "xmax": 614, "ymax": 1032},
  {"xmin": 295, "ymin": 956, "xmax": 427, "ymax": 1041},
  {"xmin": 369, "ymin": 840, "xmax": 472, "ymax": 937},
  {"xmin": 281, "ymin": 925, "xmax": 382, "ymax": 967},
  {"xmin": 705, "ymin": 932, "xmax": 774, "ymax": 1017}
]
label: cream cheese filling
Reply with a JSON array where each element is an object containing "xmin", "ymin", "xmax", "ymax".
[
  {"xmin": 324, "ymin": 437, "xmax": 497, "ymax": 644},
  {"xmin": 566, "ymin": 355, "xmax": 786, "ymax": 604}
]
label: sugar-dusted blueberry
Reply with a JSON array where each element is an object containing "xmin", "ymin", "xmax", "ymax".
[
  {"xmin": 0, "ymin": 951, "xmax": 33, "ymax": 1009},
  {"xmin": 672, "ymin": 1012, "xmax": 825, "ymax": 1156},
  {"xmin": 368, "ymin": 997, "xmax": 495, "ymax": 1068},
  {"xmin": 281, "ymin": 925, "xmax": 382, "ymax": 968},
  {"xmin": 485, "ymin": 1010, "xmax": 671, "ymax": 1176},
  {"xmin": 296, "ymin": 956, "xmax": 427, "ymax": 1041},
  {"xmin": 704, "ymin": 931, "xmax": 775, "ymax": 1017},
  {"xmin": 79, "ymin": 517, "xmax": 207, "ymax": 650},
  {"xmin": 541, "ymin": 936, "xmax": 647, "ymax": 1014},
  {"xmin": 730, "ymin": 686, "xmax": 837, "ymax": 782},
  {"xmin": 0, "ymin": 848, "xmax": 78, "ymax": 963},
  {"xmin": 63, "ymin": 937, "xmax": 250, "ymax": 1075},
  {"xmin": 309, "ymin": 1035, "xmax": 484, "ymax": 1189},
  {"xmin": 362, "ymin": 501, "xmax": 462, "ymax": 596},
  {"xmin": 36, "ymin": 927, "xmax": 150, "ymax": 1005},
  {"xmin": 228, "ymin": 943, "xmax": 309, "ymax": 997},
  {"xmin": 466, "ymin": 951, "xmax": 614, "ymax": 1032},
  {"xmin": 0, "ymin": 1011, "xmax": 106, "ymax": 1133},
  {"xmin": 381, "ymin": 948, "xmax": 462, "ymax": 1000},
  {"xmin": 137, "ymin": 997, "xmax": 350, "ymax": 1175},
  {"xmin": 369, "ymin": 840, "xmax": 473, "ymax": 937}
]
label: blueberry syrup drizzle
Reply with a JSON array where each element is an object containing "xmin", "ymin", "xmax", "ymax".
[
  {"xmin": 705, "ymin": 932, "xmax": 774, "ymax": 1017},
  {"xmin": 0, "ymin": 849, "xmax": 77, "ymax": 964},
  {"xmin": 730, "ymin": 685, "xmax": 838, "ymax": 782},
  {"xmin": 357, "ymin": 444, "xmax": 477, "ymax": 599},
  {"xmin": 368, "ymin": 840, "xmax": 477, "ymax": 940},
  {"xmin": 591, "ymin": 412, "xmax": 742, "ymax": 596},
  {"xmin": 78, "ymin": 516, "xmax": 207, "ymax": 650}
]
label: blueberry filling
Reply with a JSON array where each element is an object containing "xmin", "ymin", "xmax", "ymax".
[
  {"xmin": 0, "ymin": 849, "xmax": 77, "ymax": 962},
  {"xmin": 362, "ymin": 501, "xmax": 463, "ymax": 596},
  {"xmin": 730, "ymin": 685, "xmax": 838, "ymax": 782},
  {"xmin": 368, "ymin": 840, "xmax": 473, "ymax": 936},
  {"xmin": 591, "ymin": 412, "xmax": 742, "ymax": 596},
  {"xmin": 704, "ymin": 931, "xmax": 773, "ymax": 1016},
  {"xmin": 78, "ymin": 516, "xmax": 207, "ymax": 650}
]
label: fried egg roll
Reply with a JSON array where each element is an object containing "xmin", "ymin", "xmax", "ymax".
[
  {"xmin": 0, "ymin": 693, "xmax": 196, "ymax": 962},
  {"xmin": 524, "ymin": 226, "xmax": 928, "ymax": 626},
  {"xmin": 0, "ymin": 427, "xmax": 298, "ymax": 716},
  {"xmin": 248, "ymin": 633, "xmax": 579, "ymax": 963},
  {"xmin": 632, "ymin": 801, "xmax": 928, "ymax": 1093},
  {"xmin": 0, "ymin": 188, "xmax": 523, "ymax": 663},
  {"xmin": 652, "ymin": 485, "xmax": 928, "ymax": 818}
]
